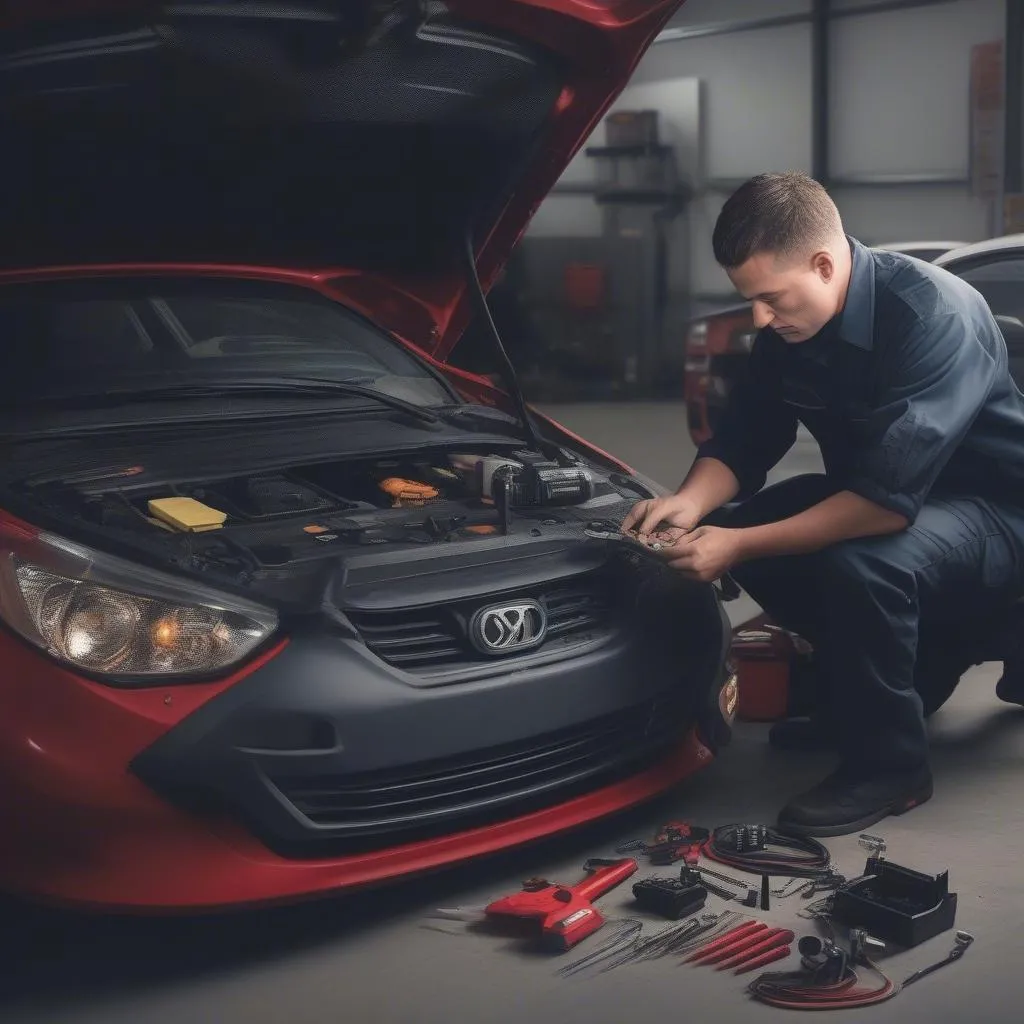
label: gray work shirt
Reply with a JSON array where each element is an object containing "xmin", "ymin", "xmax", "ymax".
[{"xmin": 697, "ymin": 236, "xmax": 1024, "ymax": 521}]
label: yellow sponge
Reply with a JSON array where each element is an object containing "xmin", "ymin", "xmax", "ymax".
[{"xmin": 147, "ymin": 497, "xmax": 227, "ymax": 533}]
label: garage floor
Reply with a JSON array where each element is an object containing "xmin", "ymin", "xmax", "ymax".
[{"xmin": 3, "ymin": 404, "xmax": 1019, "ymax": 1024}]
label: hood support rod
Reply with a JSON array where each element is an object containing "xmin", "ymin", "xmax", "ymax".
[{"xmin": 463, "ymin": 231, "xmax": 544, "ymax": 453}]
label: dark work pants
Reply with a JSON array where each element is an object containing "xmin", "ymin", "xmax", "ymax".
[{"xmin": 709, "ymin": 475, "xmax": 1024, "ymax": 772}]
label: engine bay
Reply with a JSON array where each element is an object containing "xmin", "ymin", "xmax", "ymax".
[{"xmin": 14, "ymin": 445, "xmax": 656, "ymax": 609}]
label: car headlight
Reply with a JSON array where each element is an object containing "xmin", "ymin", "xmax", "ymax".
[{"xmin": 0, "ymin": 520, "xmax": 278, "ymax": 684}]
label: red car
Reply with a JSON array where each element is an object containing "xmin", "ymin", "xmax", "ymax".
[
  {"xmin": 684, "ymin": 241, "xmax": 968, "ymax": 445},
  {"xmin": 0, "ymin": 0, "xmax": 736, "ymax": 912}
]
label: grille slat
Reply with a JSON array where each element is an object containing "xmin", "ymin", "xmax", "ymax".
[
  {"xmin": 372, "ymin": 631, "xmax": 454, "ymax": 650},
  {"xmin": 347, "ymin": 575, "xmax": 615, "ymax": 672},
  {"xmin": 386, "ymin": 646, "xmax": 463, "ymax": 664},
  {"xmin": 269, "ymin": 692, "xmax": 689, "ymax": 839},
  {"xmin": 286, "ymin": 729, "xmax": 629, "ymax": 817}
]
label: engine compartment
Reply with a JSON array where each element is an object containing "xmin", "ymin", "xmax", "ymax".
[{"xmin": 15, "ymin": 445, "xmax": 655, "ymax": 610}]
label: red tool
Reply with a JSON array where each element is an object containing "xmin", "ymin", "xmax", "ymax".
[
  {"xmin": 715, "ymin": 929, "xmax": 795, "ymax": 971},
  {"xmin": 484, "ymin": 857, "xmax": 638, "ymax": 952},
  {"xmin": 694, "ymin": 923, "xmax": 779, "ymax": 966},
  {"xmin": 619, "ymin": 821, "xmax": 709, "ymax": 865},
  {"xmin": 734, "ymin": 944, "xmax": 792, "ymax": 975},
  {"xmin": 685, "ymin": 921, "xmax": 767, "ymax": 964}
]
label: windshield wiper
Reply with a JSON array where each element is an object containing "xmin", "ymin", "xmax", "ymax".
[{"xmin": 29, "ymin": 377, "xmax": 444, "ymax": 426}]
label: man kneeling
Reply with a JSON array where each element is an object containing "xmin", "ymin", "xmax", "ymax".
[{"xmin": 624, "ymin": 172, "xmax": 1024, "ymax": 837}]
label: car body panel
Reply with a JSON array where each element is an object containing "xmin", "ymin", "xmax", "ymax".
[
  {"xmin": 0, "ymin": 0, "xmax": 740, "ymax": 913},
  {"xmin": 0, "ymin": 503, "xmax": 731, "ymax": 911},
  {"xmin": 0, "ymin": 0, "xmax": 684, "ymax": 363},
  {"xmin": 934, "ymin": 236, "xmax": 1024, "ymax": 384},
  {"xmin": 934, "ymin": 234, "xmax": 1024, "ymax": 266}
]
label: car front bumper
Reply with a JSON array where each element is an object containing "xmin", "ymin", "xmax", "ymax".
[{"xmin": 0, "ymin": 565, "xmax": 733, "ymax": 911}]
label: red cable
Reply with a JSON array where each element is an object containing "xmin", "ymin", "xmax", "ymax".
[{"xmin": 748, "ymin": 962, "xmax": 900, "ymax": 1011}]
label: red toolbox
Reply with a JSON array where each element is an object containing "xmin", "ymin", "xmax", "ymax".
[{"xmin": 730, "ymin": 621, "xmax": 809, "ymax": 722}]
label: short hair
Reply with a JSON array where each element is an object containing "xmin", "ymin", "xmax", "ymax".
[{"xmin": 712, "ymin": 172, "xmax": 843, "ymax": 269}]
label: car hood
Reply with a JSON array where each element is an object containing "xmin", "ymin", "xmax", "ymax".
[{"xmin": 0, "ymin": 0, "xmax": 681, "ymax": 363}]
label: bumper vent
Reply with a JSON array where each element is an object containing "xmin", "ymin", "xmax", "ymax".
[
  {"xmin": 267, "ymin": 690, "xmax": 690, "ymax": 850},
  {"xmin": 347, "ymin": 575, "xmax": 616, "ymax": 671}
]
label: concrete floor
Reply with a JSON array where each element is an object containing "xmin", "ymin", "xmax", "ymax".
[{"xmin": 3, "ymin": 404, "xmax": 1019, "ymax": 1023}]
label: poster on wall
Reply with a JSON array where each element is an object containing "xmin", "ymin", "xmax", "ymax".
[
  {"xmin": 1004, "ymin": 194, "xmax": 1024, "ymax": 234},
  {"xmin": 969, "ymin": 39, "xmax": 1004, "ymax": 201}
]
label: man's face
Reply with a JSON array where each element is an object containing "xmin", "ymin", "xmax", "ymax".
[{"xmin": 726, "ymin": 249, "xmax": 842, "ymax": 343}]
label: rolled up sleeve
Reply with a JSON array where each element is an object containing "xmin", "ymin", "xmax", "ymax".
[
  {"xmin": 696, "ymin": 338, "xmax": 798, "ymax": 499},
  {"xmin": 842, "ymin": 312, "xmax": 999, "ymax": 522}
]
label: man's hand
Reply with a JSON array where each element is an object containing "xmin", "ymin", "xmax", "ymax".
[
  {"xmin": 658, "ymin": 525, "xmax": 743, "ymax": 583},
  {"xmin": 621, "ymin": 494, "xmax": 702, "ymax": 537}
]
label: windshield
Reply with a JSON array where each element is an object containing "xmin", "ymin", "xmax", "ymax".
[{"xmin": 1, "ymin": 277, "xmax": 454, "ymax": 409}]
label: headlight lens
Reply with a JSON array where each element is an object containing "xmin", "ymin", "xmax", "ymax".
[
  {"xmin": 0, "ymin": 523, "xmax": 279, "ymax": 684},
  {"xmin": 14, "ymin": 564, "xmax": 272, "ymax": 677}
]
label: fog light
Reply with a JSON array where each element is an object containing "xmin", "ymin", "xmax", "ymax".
[{"xmin": 720, "ymin": 670, "xmax": 739, "ymax": 722}]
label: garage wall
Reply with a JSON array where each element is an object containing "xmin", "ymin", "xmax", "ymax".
[
  {"xmin": 828, "ymin": 0, "xmax": 1005, "ymax": 247},
  {"xmin": 667, "ymin": 0, "xmax": 811, "ymax": 25},
  {"xmin": 527, "ymin": 0, "xmax": 1008, "ymax": 302}
]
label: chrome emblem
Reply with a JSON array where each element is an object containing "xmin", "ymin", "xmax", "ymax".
[{"xmin": 470, "ymin": 600, "xmax": 547, "ymax": 656}]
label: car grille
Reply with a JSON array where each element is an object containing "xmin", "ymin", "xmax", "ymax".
[
  {"xmin": 266, "ymin": 689, "xmax": 691, "ymax": 851},
  {"xmin": 346, "ymin": 575, "xmax": 617, "ymax": 672}
]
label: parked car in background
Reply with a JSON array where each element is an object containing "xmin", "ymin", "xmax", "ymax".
[
  {"xmin": 684, "ymin": 241, "xmax": 969, "ymax": 445},
  {"xmin": 933, "ymin": 235, "xmax": 1024, "ymax": 384}
]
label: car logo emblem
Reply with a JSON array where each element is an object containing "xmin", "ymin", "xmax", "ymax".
[{"xmin": 470, "ymin": 600, "xmax": 548, "ymax": 656}]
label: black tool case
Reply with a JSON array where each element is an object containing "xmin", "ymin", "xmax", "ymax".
[{"xmin": 830, "ymin": 857, "xmax": 957, "ymax": 948}]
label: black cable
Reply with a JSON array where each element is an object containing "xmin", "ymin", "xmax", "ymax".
[{"xmin": 704, "ymin": 825, "xmax": 833, "ymax": 878}]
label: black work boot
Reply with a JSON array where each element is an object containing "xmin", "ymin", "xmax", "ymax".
[
  {"xmin": 768, "ymin": 717, "xmax": 835, "ymax": 752},
  {"xmin": 776, "ymin": 764, "xmax": 934, "ymax": 838},
  {"xmin": 995, "ymin": 656, "xmax": 1024, "ymax": 706}
]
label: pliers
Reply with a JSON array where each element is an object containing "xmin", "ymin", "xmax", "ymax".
[{"xmin": 582, "ymin": 522, "xmax": 741, "ymax": 599}]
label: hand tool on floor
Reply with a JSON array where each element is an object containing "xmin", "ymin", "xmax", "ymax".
[
  {"xmin": 603, "ymin": 912, "xmax": 741, "ymax": 972},
  {"xmin": 691, "ymin": 923, "xmax": 778, "ymax": 967},
  {"xmin": 684, "ymin": 920, "xmax": 767, "ymax": 963},
  {"xmin": 714, "ymin": 929, "xmax": 795, "ymax": 971},
  {"xmin": 576, "ymin": 917, "xmax": 710, "ymax": 975},
  {"xmin": 556, "ymin": 918, "xmax": 644, "ymax": 978},
  {"xmin": 483, "ymin": 857, "xmax": 638, "ymax": 952},
  {"xmin": 733, "ymin": 944, "xmax": 792, "ymax": 975},
  {"xmin": 617, "ymin": 821, "xmax": 710, "ymax": 866},
  {"xmin": 632, "ymin": 870, "xmax": 708, "ymax": 919},
  {"xmin": 670, "ymin": 911, "xmax": 744, "ymax": 958},
  {"xmin": 901, "ymin": 930, "xmax": 974, "ymax": 987}
]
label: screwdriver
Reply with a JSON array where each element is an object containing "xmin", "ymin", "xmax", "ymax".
[
  {"xmin": 715, "ymin": 929, "xmax": 795, "ymax": 971},
  {"xmin": 684, "ymin": 921, "xmax": 766, "ymax": 963},
  {"xmin": 695, "ymin": 925, "xmax": 781, "ymax": 966},
  {"xmin": 733, "ymin": 944, "xmax": 792, "ymax": 975}
]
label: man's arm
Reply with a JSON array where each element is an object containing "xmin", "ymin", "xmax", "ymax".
[
  {"xmin": 675, "ymin": 456, "xmax": 742, "ymax": 520},
  {"xmin": 625, "ymin": 337, "xmax": 796, "ymax": 536},
  {"xmin": 688, "ymin": 338, "xmax": 798, "ymax": 498},
  {"xmin": 735, "ymin": 490, "xmax": 906, "ymax": 562}
]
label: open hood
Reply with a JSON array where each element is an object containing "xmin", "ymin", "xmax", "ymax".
[{"xmin": 0, "ymin": 0, "xmax": 682, "ymax": 361}]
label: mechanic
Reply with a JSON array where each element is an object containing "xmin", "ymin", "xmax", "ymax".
[{"xmin": 623, "ymin": 172, "xmax": 1024, "ymax": 837}]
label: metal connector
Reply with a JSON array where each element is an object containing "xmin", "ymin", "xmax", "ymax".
[
  {"xmin": 849, "ymin": 928, "xmax": 887, "ymax": 962},
  {"xmin": 858, "ymin": 833, "xmax": 887, "ymax": 860}
]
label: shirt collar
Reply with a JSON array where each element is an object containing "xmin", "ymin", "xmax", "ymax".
[{"xmin": 836, "ymin": 236, "xmax": 875, "ymax": 350}]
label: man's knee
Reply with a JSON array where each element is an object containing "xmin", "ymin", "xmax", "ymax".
[{"xmin": 817, "ymin": 536, "xmax": 915, "ymax": 601}]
